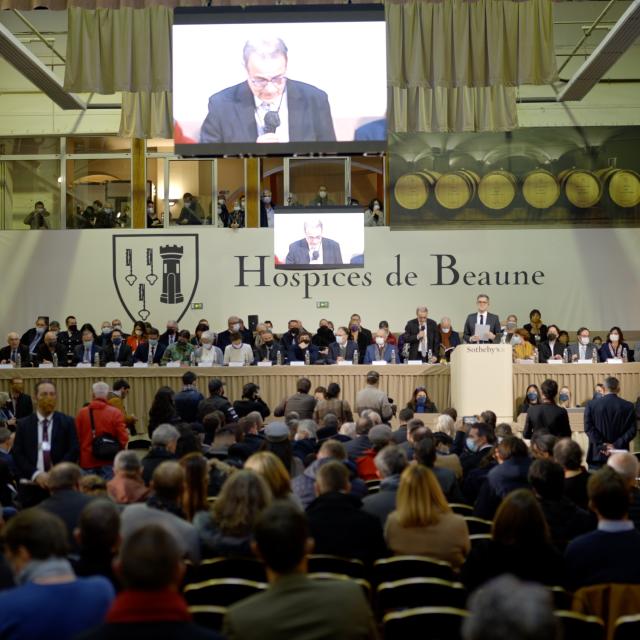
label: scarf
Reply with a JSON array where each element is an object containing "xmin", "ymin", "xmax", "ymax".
[
  {"xmin": 107, "ymin": 589, "xmax": 191, "ymax": 623},
  {"xmin": 17, "ymin": 557, "xmax": 75, "ymax": 585}
]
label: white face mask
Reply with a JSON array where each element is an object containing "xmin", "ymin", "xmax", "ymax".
[
  {"xmin": 231, "ymin": 323, "xmax": 240, "ymax": 332},
  {"xmin": 319, "ymin": 190, "xmax": 327, "ymax": 198},
  {"xmin": 202, "ymin": 343, "xmax": 212, "ymax": 350},
  {"xmin": 375, "ymin": 337, "xmax": 385, "ymax": 346},
  {"xmin": 510, "ymin": 335, "xmax": 521, "ymax": 346},
  {"xmin": 441, "ymin": 327, "xmax": 450, "ymax": 334},
  {"xmin": 336, "ymin": 335, "xmax": 346, "ymax": 345},
  {"xmin": 579, "ymin": 336, "xmax": 590, "ymax": 345},
  {"xmin": 610, "ymin": 333, "xmax": 620, "ymax": 342},
  {"xmin": 262, "ymin": 196, "xmax": 271, "ymax": 203},
  {"xmin": 147, "ymin": 207, "xmax": 154, "ymax": 214},
  {"xmin": 373, "ymin": 204, "xmax": 380, "ymax": 211}
]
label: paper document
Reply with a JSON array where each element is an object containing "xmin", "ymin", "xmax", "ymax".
[{"xmin": 475, "ymin": 324, "xmax": 491, "ymax": 341}]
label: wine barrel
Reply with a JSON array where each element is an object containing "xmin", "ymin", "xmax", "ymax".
[
  {"xmin": 522, "ymin": 169, "xmax": 561, "ymax": 209},
  {"xmin": 434, "ymin": 171, "xmax": 479, "ymax": 210},
  {"xmin": 478, "ymin": 170, "xmax": 518, "ymax": 210},
  {"xmin": 393, "ymin": 171, "xmax": 440, "ymax": 210},
  {"xmin": 595, "ymin": 168, "xmax": 640, "ymax": 208},
  {"xmin": 558, "ymin": 169, "xmax": 602, "ymax": 208}
]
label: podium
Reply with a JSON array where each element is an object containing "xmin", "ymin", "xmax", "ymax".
[{"xmin": 451, "ymin": 344, "xmax": 513, "ymax": 422}]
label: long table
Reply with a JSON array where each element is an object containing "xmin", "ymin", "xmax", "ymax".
[{"xmin": 2, "ymin": 364, "xmax": 639, "ymax": 439}]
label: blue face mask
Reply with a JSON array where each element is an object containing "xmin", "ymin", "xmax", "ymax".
[
  {"xmin": 112, "ymin": 337, "xmax": 122, "ymax": 346},
  {"xmin": 466, "ymin": 437, "xmax": 479, "ymax": 453},
  {"xmin": 559, "ymin": 393, "xmax": 569, "ymax": 403},
  {"xmin": 527, "ymin": 392, "xmax": 538, "ymax": 402},
  {"xmin": 416, "ymin": 396, "xmax": 427, "ymax": 405}
]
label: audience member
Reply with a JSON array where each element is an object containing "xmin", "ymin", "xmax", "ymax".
[
  {"xmin": 523, "ymin": 379, "xmax": 571, "ymax": 439},
  {"xmin": 147, "ymin": 386, "xmax": 181, "ymax": 437},
  {"xmin": 565, "ymin": 467, "xmax": 640, "ymax": 590},
  {"xmin": 355, "ymin": 424, "xmax": 393, "ymax": 481},
  {"xmin": 607, "ymin": 451, "xmax": 640, "ymax": 530},
  {"xmin": 414, "ymin": 435, "xmax": 464, "ymax": 502},
  {"xmin": 141, "ymin": 424, "xmax": 179, "ymax": 485},
  {"xmin": 223, "ymin": 502, "xmax": 377, "ymax": 640},
  {"xmin": 461, "ymin": 422, "xmax": 496, "ymax": 476},
  {"xmin": 313, "ymin": 382, "xmax": 353, "ymax": 425},
  {"xmin": 107, "ymin": 450, "xmax": 150, "ymax": 504},
  {"xmin": 530, "ymin": 432, "xmax": 558, "ymax": 460},
  {"xmin": 198, "ymin": 378, "xmax": 239, "ymax": 424},
  {"xmin": 385, "ymin": 464, "xmax": 469, "ymax": 569},
  {"xmin": 362, "ymin": 444, "xmax": 408, "ymax": 526},
  {"xmin": 274, "ymin": 377, "xmax": 316, "ymax": 419},
  {"xmin": 517, "ymin": 384, "xmax": 541, "ymax": 415},
  {"xmin": 7, "ymin": 376, "xmax": 33, "ymax": 420},
  {"xmin": 305, "ymin": 460, "xmax": 386, "ymax": 565},
  {"xmin": 344, "ymin": 415, "xmax": 374, "ymax": 459},
  {"xmin": 355, "ymin": 371, "xmax": 393, "ymax": 421},
  {"xmin": 553, "ymin": 438, "xmax": 590, "ymax": 510},
  {"xmin": 392, "ymin": 407, "xmax": 413, "ymax": 444},
  {"xmin": 233, "ymin": 382, "xmax": 270, "ymax": 419},
  {"xmin": 406, "ymin": 386, "xmax": 438, "ymax": 414},
  {"xmin": 108, "ymin": 379, "xmax": 138, "ymax": 436},
  {"xmin": 245, "ymin": 451, "xmax": 301, "ymax": 507},
  {"xmin": 174, "ymin": 371, "xmax": 205, "ymax": 424}
]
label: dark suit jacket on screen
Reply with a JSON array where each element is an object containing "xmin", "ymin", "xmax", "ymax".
[
  {"xmin": 285, "ymin": 238, "xmax": 343, "ymax": 266},
  {"xmin": 200, "ymin": 79, "xmax": 336, "ymax": 144},
  {"xmin": 12, "ymin": 412, "xmax": 79, "ymax": 479},
  {"xmin": 463, "ymin": 312, "xmax": 502, "ymax": 343}
]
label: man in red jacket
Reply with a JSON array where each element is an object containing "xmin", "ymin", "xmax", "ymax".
[{"xmin": 76, "ymin": 381, "xmax": 128, "ymax": 480}]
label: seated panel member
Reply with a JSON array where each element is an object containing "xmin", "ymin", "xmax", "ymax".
[
  {"xmin": 437, "ymin": 316, "xmax": 461, "ymax": 362},
  {"xmin": 364, "ymin": 329, "xmax": 396, "ymax": 364},
  {"xmin": 74, "ymin": 328, "xmax": 103, "ymax": 366},
  {"xmin": 0, "ymin": 331, "xmax": 31, "ymax": 366},
  {"xmin": 462, "ymin": 293, "xmax": 501, "ymax": 344},
  {"xmin": 402, "ymin": 306, "xmax": 439, "ymax": 362},
  {"xmin": 253, "ymin": 329, "xmax": 282, "ymax": 364},
  {"xmin": 569, "ymin": 326, "xmax": 598, "ymax": 362},
  {"xmin": 35, "ymin": 331, "xmax": 67, "ymax": 366},
  {"xmin": 102, "ymin": 328, "xmax": 134, "ymax": 366},
  {"xmin": 327, "ymin": 326, "xmax": 357, "ymax": 364},
  {"xmin": 538, "ymin": 324, "xmax": 564, "ymax": 363},
  {"xmin": 200, "ymin": 38, "xmax": 336, "ymax": 144},
  {"xmin": 286, "ymin": 331, "xmax": 321, "ymax": 364},
  {"xmin": 285, "ymin": 219, "xmax": 343, "ymax": 266},
  {"xmin": 133, "ymin": 327, "xmax": 165, "ymax": 364}
]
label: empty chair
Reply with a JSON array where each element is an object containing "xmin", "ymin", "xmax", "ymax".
[
  {"xmin": 374, "ymin": 556, "xmax": 455, "ymax": 584},
  {"xmin": 184, "ymin": 556, "xmax": 267, "ymax": 585},
  {"xmin": 383, "ymin": 606, "xmax": 468, "ymax": 640},
  {"xmin": 554, "ymin": 611, "xmax": 604, "ymax": 640},
  {"xmin": 449, "ymin": 503, "xmax": 473, "ymax": 515},
  {"xmin": 464, "ymin": 517, "xmax": 492, "ymax": 535},
  {"xmin": 188, "ymin": 605, "xmax": 227, "ymax": 631},
  {"xmin": 377, "ymin": 577, "xmax": 466, "ymax": 613},
  {"xmin": 183, "ymin": 577, "xmax": 266, "ymax": 608},
  {"xmin": 307, "ymin": 554, "xmax": 366, "ymax": 580},
  {"xmin": 614, "ymin": 615, "xmax": 640, "ymax": 640}
]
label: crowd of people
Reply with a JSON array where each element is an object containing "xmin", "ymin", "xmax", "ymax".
[
  {"xmin": 0, "ymin": 355, "xmax": 639, "ymax": 638},
  {"xmin": 2, "ymin": 298, "xmax": 638, "ymax": 370}
]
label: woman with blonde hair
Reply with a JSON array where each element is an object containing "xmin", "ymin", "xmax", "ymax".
[
  {"xmin": 194, "ymin": 469, "xmax": 271, "ymax": 557},
  {"xmin": 245, "ymin": 451, "xmax": 301, "ymax": 508},
  {"xmin": 385, "ymin": 465, "xmax": 470, "ymax": 569}
]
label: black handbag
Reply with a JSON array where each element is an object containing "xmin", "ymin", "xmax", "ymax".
[{"xmin": 89, "ymin": 409, "xmax": 121, "ymax": 460}]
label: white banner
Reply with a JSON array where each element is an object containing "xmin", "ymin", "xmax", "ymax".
[{"xmin": 1, "ymin": 227, "xmax": 639, "ymax": 335}]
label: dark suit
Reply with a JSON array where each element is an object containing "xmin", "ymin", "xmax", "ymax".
[
  {"xmin": 463, "ymin": 312, "xmax": 501, "ymax": 343},
  {"xmin": 402, "ymin": 318, "xmax": 440, "ymax": 361},
  {"xmin": 133, "ymin": 342, "xmax": 166, "ymax": 364},
  {"xmin": 286, "ymin": 344, "xmax": 322, "ymax": 364},
  {"xmin": 58, "ymin": 329, "xmax": 83, "ymax": 357},
  {"xmin": 158, "ymin": 331, "xmax": 178, "ymax": 348},
  {"xmin": 174, "ymin": 388, "xmax": 205, "ymax": 424},
  {"xmin": 285, "ymin": 238, "xmax": 343, "ymax": 266},
  {"xmin": 200, "ymin": 79, "xmax": 336, "ymax": 144},
  {"xmin": 73, "ymin": 343, "xmax": 104, "ymax": 366},
  {"xmin": 34, "ymin": 343, "xmax": 67, "ymax": 366},
  {"xmin": 538, "ymin": 340, "xmax": 565, "ymax": 363},
  {"xmin": 12, "ymin": 412, "xmax": 79, "ymax": 480},
  {"xmin": 326, "ymin": 340, "xmax": 357, "ymax": 364},
  {"xmin": 523, "ymin": 403, "xmax": 572, "ymax": 439},
  {"xmin": 103, "ymin": 343, "xmax": 134, "ymax": 366},
  {"xmin": 20, "ymin": 328, "xmax": 45, "ymax": 354},
  {"xmin": 584, "ymin": 393, "xmax": 637, "ymax": 466},
  {"xmin": 253, "ymin": 341, "xmax": 282, "ymax": 364},
  {"xmin": 0, "ymin": 345, "xmax": 31, "ymax": 366},
  {"xmin": 9, "ymin": 392, "xmax": 33, "ymax": 420}
]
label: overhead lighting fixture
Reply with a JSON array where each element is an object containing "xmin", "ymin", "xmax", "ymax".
[
  {"xmin": 558, "ymin": 0, "xmax": 640, "ymax": 102},
  {"xmin": 0, "ymin": 22, "xmax": 86, "ymax": 110}
]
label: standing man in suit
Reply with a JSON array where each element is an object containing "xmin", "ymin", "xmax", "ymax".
[
  {"xmin": 200, "ymin": 38, "xmax": 336, "ymax": 144},
  {"xmin": 158, "ymin": 320, "xmax": 179, "ymax": 348},
  {"xmin": 260, "ymin": 189, "xmax": 276, "ymax": 228},
  {"xmin": 224, "ymin": 502, "xmax": 377, "ymax": 640},
  {"xmin": 402, "ymin": 306, "xmax": 439, "ymax": 362},
  {"xmin": 584, "ymin": 376, "xmax": 636, "ymax": 468},
  {"xmin": 285, "ymin": 219, "xmax": 343, "ymax": 266},
  {"xmin": 348, "ymin": 313, "xmax": 373, "ymax": 364},
  {"xmin": 20, "ymin": 316, "xmax": 48, "ymax": 357},
  {"xmin": 74, "ymin": 327, "xmax": 103, "ymax": 366},
  {"xmin": 0, "ymin": 332, "xmax": 31, "ymax": 366},
  {"xmin": 568, "ymin": 326, "xmax": 598, "ymax": 362},
  {"xmin": 58, "ymin": 315, "xmax": 82, "ymax": 365},
  {"xmin": 134, "ymin": 327, "xmax": 165, "ymax": 365},
  {"xmin": 538, "ymin": 324, "xmax": 565, "ymax": 363},
  {"xmin": 463, "ymin": 294, "xmax": 502, "ymax": 344},
  {"xmin": 103, "ymin": 328, "xmax": 134, "ymax": 366},
  {"xmin": 12, "ymin": 380, "xmax": 79, "ymax": 505},
  {"xmin": 326, "ymin": 327, "xmax": 357, "ymax": 364}
]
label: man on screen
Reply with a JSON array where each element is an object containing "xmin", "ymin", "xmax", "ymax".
[
  {"xmin": 285, "ymin": 219, "xmax": 343, "ymax": 266},
  {"xmin": 200, "ymin": 38, "xmax": 336, "ymax": 144}
]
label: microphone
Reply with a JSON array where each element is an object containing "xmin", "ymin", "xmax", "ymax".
[{"xmin": 264, "ymin": 111, "xmax": 281, "ymax": 134}]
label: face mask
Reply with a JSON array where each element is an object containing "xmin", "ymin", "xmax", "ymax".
[
  {"xmin": 113, "ymin": 324, "xmax": 122, "ymax": 331},
  {"xmin": 167, "ymin": 328, "xmax": 176, "ymax": 335},
  {"xmin": 299, "ymin": 342, "xmax": 310, "ymax": 349},
  {"xmin": 231, "ymin": 323, "xmax": 241, "ymax": 332},
  {"xmin": 83, "ymin": 340, "xmax": 93, "ymax": 348},
  {"xmin": 610, "ymin": 333, "xmax": 620, "ymax": 342},
  {"xmin": 102, "ymin": 327, "xmax": 112, "ymax": 335},
  {"xmin": 35, "ymin": 327, "xmax": 45, "ymax": 334},
  {"xmin": 36, "ymin": 207, "xmax": 44, "ymax": 212},
  {"xmin": 147, "ymin": 206, "xmax": 154, "ymax": 214},
  {"xmin": 232, "ymin": 343, "xmax": 242, "ymax": 349},
  {"xmin": 466, "ymin": 437, "xmax": 479, "ymax": 453},
  {"xmin": 262, "ymin": 196, "xmax": 271, "ymax": 203},
  {"xmin": 202, "ymin": 343, "xmax": 212, "ymax": 350},
  {"xmin": 527, "ymin": 392, "xmax": 538, "ymax": 402},
  {"xmin": 319, "ymin": 191, "xmax": 327, "ymax": 198},
  {"xmin": 441, "ymin": 327, "xmax": 450, "ymax": 334},
  {"xmin": 559, "ymin": 393, "xmax": 569, "ymax": 402},
  {"xmin": 375, "ymin": 337, "xmax": 385, "ymax": 346},
  {"xmin": 240, "ymin": 200, "xmax": 245, "ymax": 208},
  {"xmin": 336, "ymin": 335, "xmax": 346, "ymax": 345},
  {"xmin": 350, "ymin": 324, "xmax": 359, "ymax": 332},
  {"xmin": 112, "ymin": 337, "xmax": 122, "ymax": 346},
  {"xmin": 510, "ymin": 336, "xmax": 521, "ymax": 346},
  {"xmin": 290, "ymin": 328, "xmax": 299, "ymax": 336},
  {"xmin": 184, "ymin": 200, "xmax": 191, "ymax": 207},
  {"xmin": 593, "ymin": 391, "xmax": 603, "ymax": 399},
  {"xmin": 38, "ymin": 397, "xmax": 56, "ymax": 414},
  {"xmin": 548, "ymin": 333, "xmax": 557, "ymax": 341},
  {"xmin": 218, "ymin": 199, "xmax": 225, "ymax": 205},
  {"xmin": 506, "ymin": 322, "xmax": 517, "ymax": 331},
  {"xmin": 47, "ymin": 341, "xmax": 57, "ymax": 348},
  {"xmin": 68, "ymin": 324, "xmax": 78, "ymax": 332},
  {"xmin": 416, "ymin": 396, "xmax": 427, "ymax": 405},
  {"xmin": 263, "ymin": 338, "xmax": 273, "ymax": 345},
  {"xmin": 579, "ymin": 336, "xmax": 589, "ymax": 345},
  {"xmin": 149, "ymin": 339, "xmax": 159, "ymax": 347},
  {"xmin": 373, "ymin": 204, "xmax": 380, "ymax": 211}
]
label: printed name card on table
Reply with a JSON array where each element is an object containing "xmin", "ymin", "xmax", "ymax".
[
  {"xmin": 0, "ymin": 364, "xmax": 13, "ymax": 369},
  {"xmin": 547, "ymin": 360, "xmax": 562, "ymax": 365},
  {"xmin": 228, "ymin": 361, "xmax": 245, "ymax": 367},
  {"xmin": 257, "ymin": 361, "xmax": 273, "ymax": 367},
  {"xmin": 39, "ymin": 363, "xmax": 53, "ymax": 368},
  {"xmin": 337, "ymin": 361, "xmax": 353, "ymax": 366},
  {"xmin": 407, "ymin": 360, "xmax": 423, "ymax": 365},
  {"xmin": 289, "ymin": 361, "xmax": 306, "ymax": 367},
  {"xmin": 76, "ymin": 362, "xmax": 92, "ymax": 368},
  {"xmin": 133, "ymin": 362, "xmax": 148, "ymax": 368},
  {"xmin": 607, "ymin": 358, "xmax": 623, "ymax": 364},
  {"xmin": 105, "ymin": 362, "xmax": 121, "ymax": 368},
  {"xmin": 372, "ymin": 360, "xmax": 388, "ymax": 366},
  {"xmin": 577, "ymin": 359, "xmax": 594, "ymax": 364},
  {"xmin": 166, "ymin": 361, "xmax": 182, "ymax": 368}
]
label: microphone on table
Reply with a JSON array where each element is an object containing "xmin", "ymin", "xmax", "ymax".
[{"xmin": 264, "ymin": 111, "xmax": 281, "ymax": 134}]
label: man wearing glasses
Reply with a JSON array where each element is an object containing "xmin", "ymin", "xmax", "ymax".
[
  {"xmin": 285, "ymin": 219, "xmax": 343, "ymax": 266},
  {"xmin": 200, "ymin": 38, "xmax": 336, "ymax": 144}
]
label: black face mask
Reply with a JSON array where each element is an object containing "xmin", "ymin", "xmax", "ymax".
[
  {"xmin": 167, "ymin": 328, "xmax": 176, "ymax": 335},
  {"xmin": 290, "ymin": 328, "xmax": 299, "ymax": 336},
  {"xmin": 68, "ymin": 325, "xmax": 78, "ymax": 332}
]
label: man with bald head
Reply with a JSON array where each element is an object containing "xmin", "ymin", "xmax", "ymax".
[
  {"xmin": 217, "ymin": 315, "xmax": 253, "ymax": 353},
  {"xmin": 285, "ymin": 219, "xmax": 343, "ymax": 266},
  {"xmin": 402, "ymin": 306, "xmax": 440, "ymax": 362},
  {"xmin": 0, "ymin": 332, "xmax": 30, "ymax": 366},
  {"xmin": 35, "ymin": 331, "xmax": 67, "ymax": 366},
  {"xmin": 438, "ymin": 316, "xmax": 461, "ymax": 361},
  {"xmin": 608, "ymin": 451, "xmax": 640, "ymax": 529},
  {"xmin": 201, "ymin": 37, "xmax": 335, "ymax": 144}
]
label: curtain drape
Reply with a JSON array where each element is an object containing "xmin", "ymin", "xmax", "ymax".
[
  {"xmin": 386, "ymin": 0, "xmax": 557, "ymax": 132},
  {"xmin": 64, "ymin": 6, "xmax": 173, "ymax": 138}
]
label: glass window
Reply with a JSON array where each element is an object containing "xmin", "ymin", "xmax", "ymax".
[
  {"xmin": 216, "ymin": 158, "xmax": 246, "ymax": 228},
  {"xmin": 0, "ymin": 137, "xmax": 59, "ymax": 155},
  {"xmin": 146, "ymin": 139, "xmax": 175, "ymax": 153},
  {"xmin": 0, "ymin": 159, "xmax": 61, "ymax": 230},
  {"xmin": 67, "ymin": 136, "xmax": 132, "ymax": 154},
  {"xmin": 146, "ymin": 157, "xmax": 166, "ymax": 227},
  {"xmin": 351, "ymin": 156, "xmax": 386, "ymax": 223},
  {"xmin": 288, "ymin": 158, "xmax": 348, "ymax": 207},
  {"xmin": 168, "ymin": 159, "xmax": 214, "ymax": 226},
  {"xmin": 66, "ymin": 158, "xmax": 134, "ymax": 229}
]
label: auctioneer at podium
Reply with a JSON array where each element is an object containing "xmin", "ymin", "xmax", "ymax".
[{"xmin": 451, "ymin": 344, "xmax": 513, "ymax": 423}]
